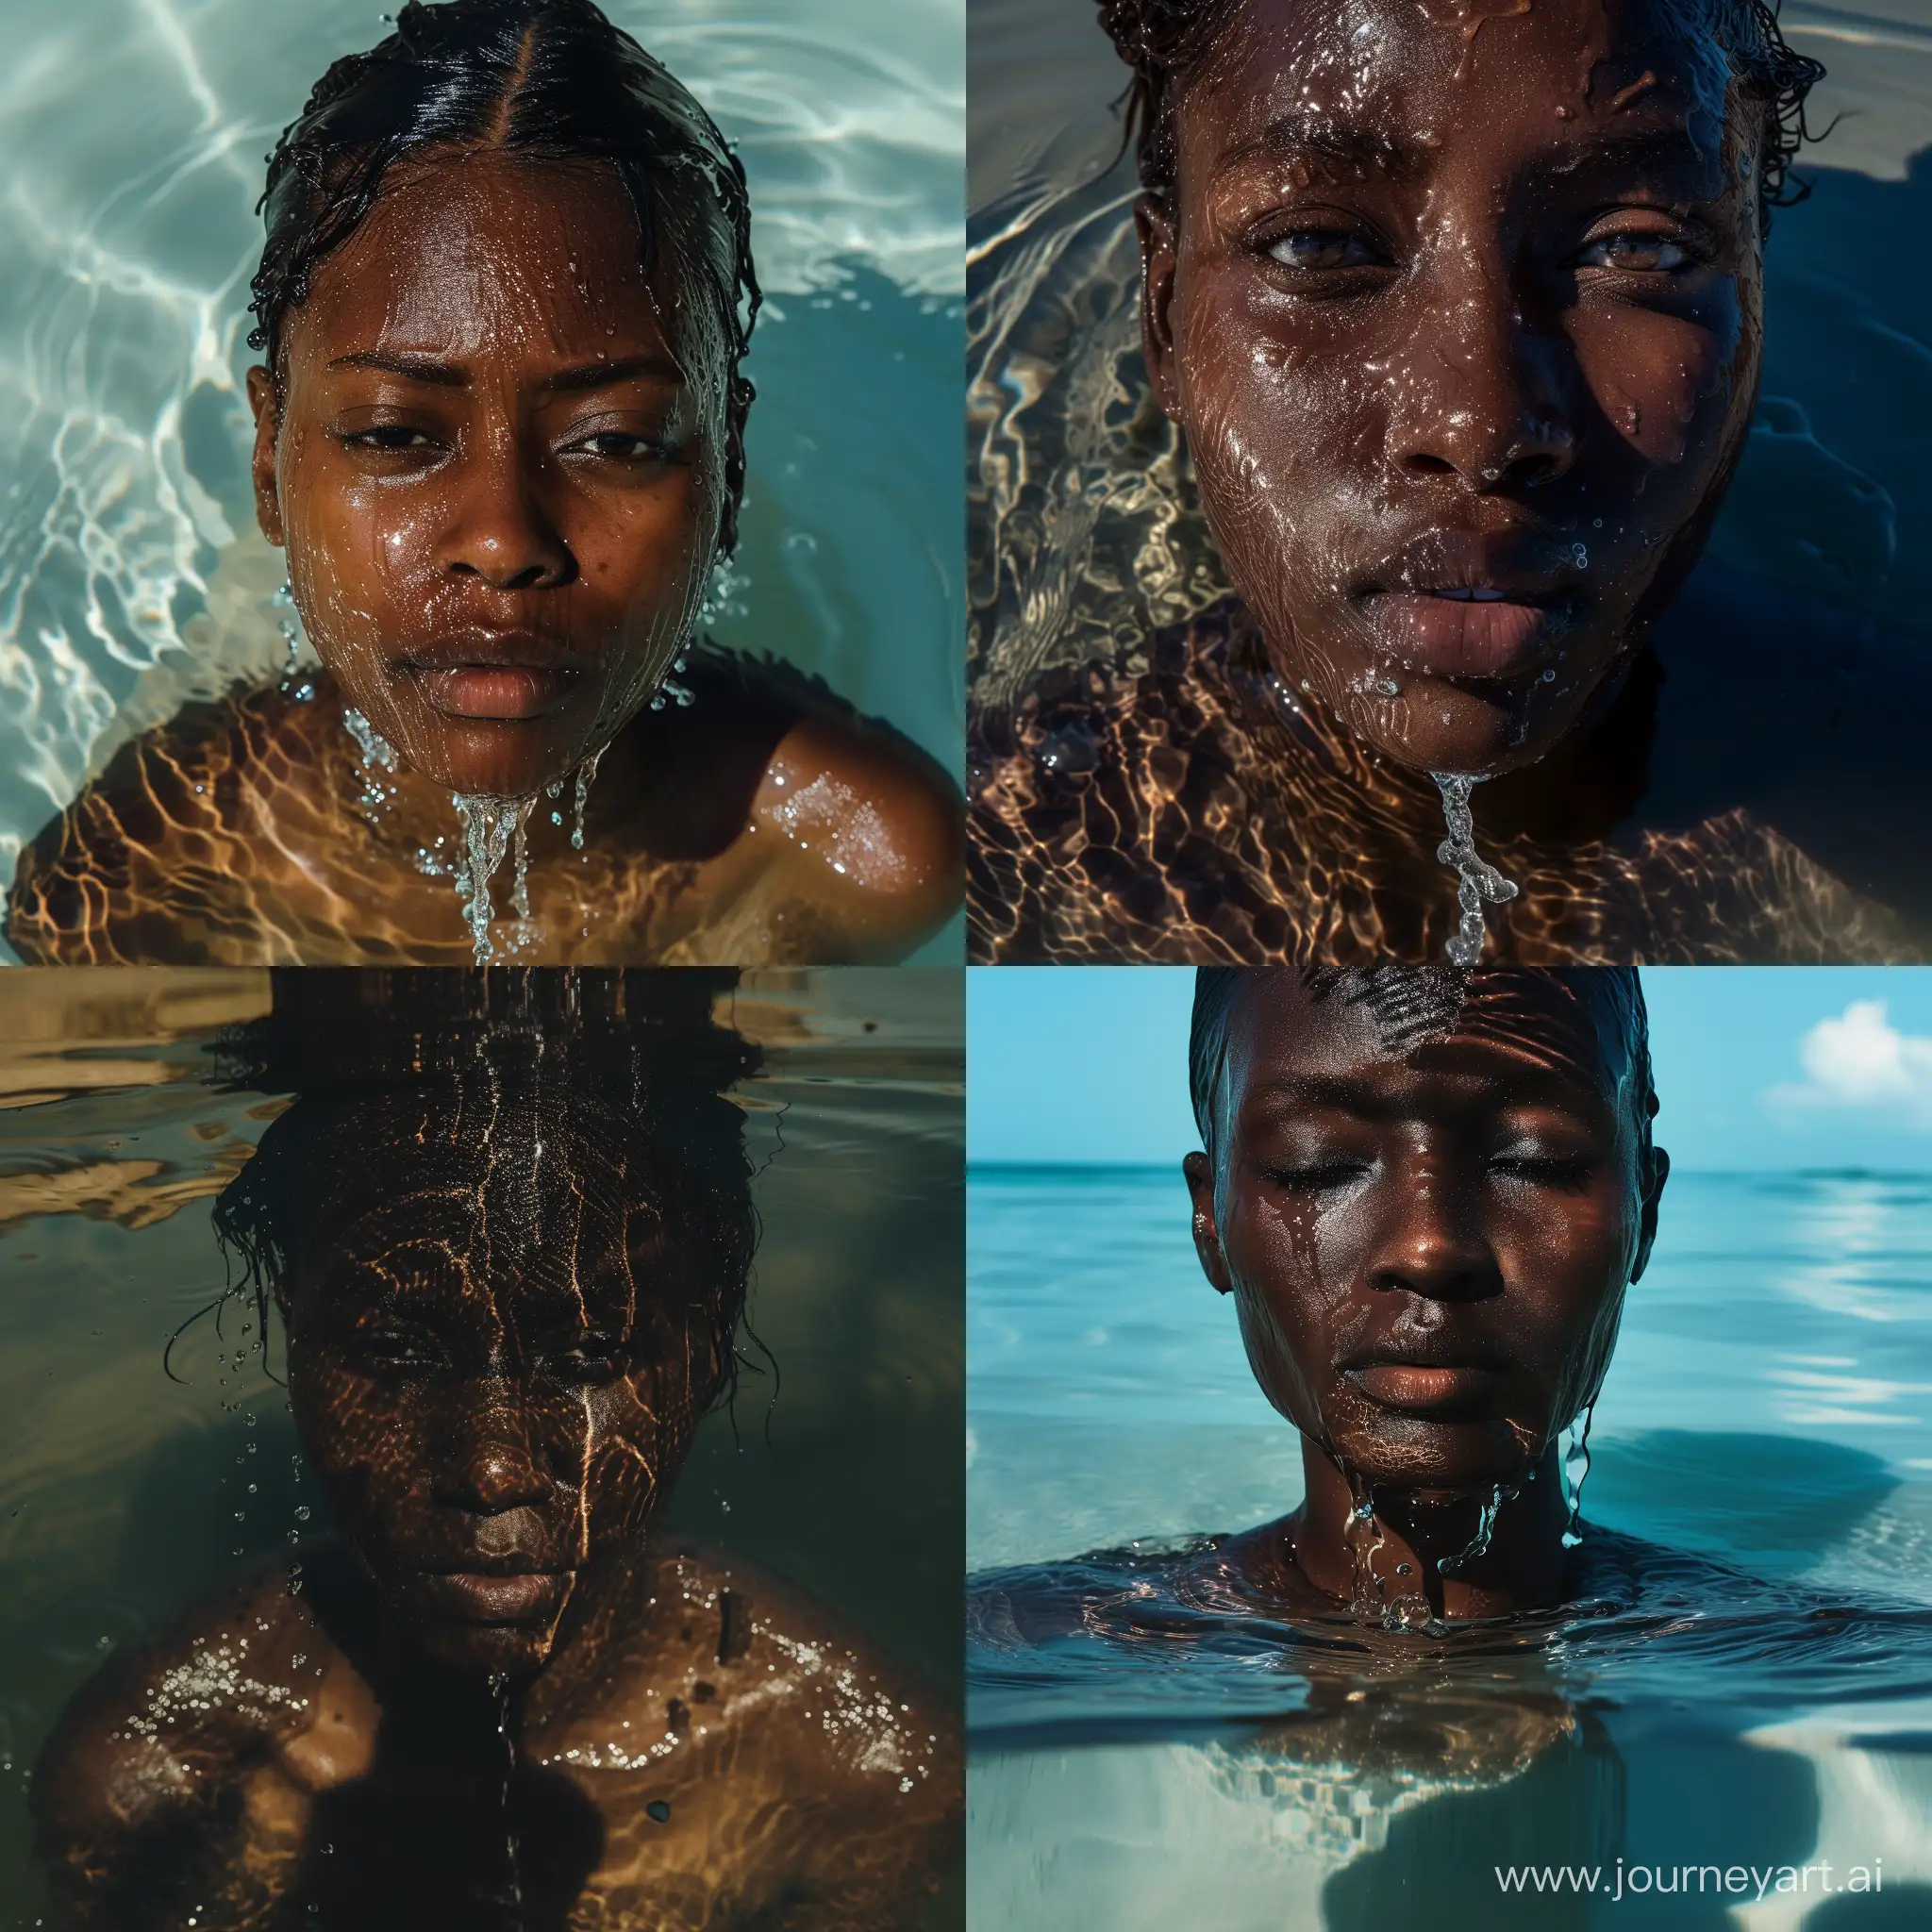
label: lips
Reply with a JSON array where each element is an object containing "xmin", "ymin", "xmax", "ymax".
[
  {"xmin": 1362, "ymin": 591, "xmax": 1553, "ymax": 681},
  {"xmin": 410, "ymin": 1567, "xmax": 573, "ymax": 1624},
  {"xmin": 398, "ymin": 631, "xmax": 590, "ymax": 723},
  {"xmin": 415, "ymin": 665, "xmax": 578, "ymax": 721},
  {"xmin": 1346, "ymin": 1362, "xmax": 1504, "ymax": 1413}
]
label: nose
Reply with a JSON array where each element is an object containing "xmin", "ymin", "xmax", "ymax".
[
  {"xmin": 436, "ymin": 427, "xmax": 576, "ymax": 591},
  {"xmin": 1363, "ymin": 1161, "xmax": 1502, "ymax": 1304},
  {"xmin": 434, "ymin": 1380, "xmax": 552, "ymax": 1513},
  {"xmin": 1386, "ymin": 260, "xmax": 1576, "ymax": 492}
]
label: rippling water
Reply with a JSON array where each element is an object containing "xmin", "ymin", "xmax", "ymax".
[
  {"xmin": 0, "ymin": 968, "xmax": 964, "ymax": 1923},
  {"xmin": 0, "ymin": 0, "xmax": 965, "ymax": 958},
  {"xmin": 969, "ymin": 1166, "xmax": 1932, "ymax": 1928}
]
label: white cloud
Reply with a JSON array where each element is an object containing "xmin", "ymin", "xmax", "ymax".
[{"xmin": 1770, "ymin": 1001, "xmax": 1932, "ymax": 1125}]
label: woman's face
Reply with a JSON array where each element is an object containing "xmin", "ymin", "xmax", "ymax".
[
  {"xmin": 1185, "ymin": 974, "xmax": 1667, "ymax": 1499},
  {"xmin": 249, "ymin": 150, "xmax": 719, "ymax": 799},
  {"xmin": 282, "ymin": 1099, "xmax": 717, "ymax": 1674},
  {"xmin": 1142, "ymin": 0, "xmax": 1765, "ymax": 776}
]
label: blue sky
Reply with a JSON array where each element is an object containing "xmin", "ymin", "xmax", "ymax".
[{"xmin": 968, "ymin": 969, "xmax": 1932, "ymax": 1172}]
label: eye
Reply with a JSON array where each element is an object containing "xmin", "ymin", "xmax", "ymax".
[
  {"xmin": 1261, "ymin": 227, "xmax": 1386, "ymax": 273},
  {"xmin": 562, "ymin": 430, "xmax": 669, "ymax": 463},
  {"xmin": 547, "ymin": 1334, "xmax": 625, "ymax": 1385},
  {"xmin": 1491, "ymin": 1154, "xmax": 1592, "ymax": 1189},
  {"xmin": 1576, "ymin": 230, "xmax": 1693, "ymax": 274},
  {"xmin": 1263, "ymin": 1159, "xmax": 1372, "ymax": 1194},
  {"xmin": 358, "ymin": 1329, "xmax": 444, "ymax": 1374},
  {"xmin": 338, "ymin": 425, "xmax": 441, "ymax": 453}
]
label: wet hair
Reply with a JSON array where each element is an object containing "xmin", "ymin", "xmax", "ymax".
[
  {"xmin": 199, "ymin": 968, "xmax": 766, "ymax": 1416},
  {"xmin": 1099, "ymin": 0, "xmax": 1826, "ymax": 227},
  {"xmin": 1190, "ymin": 965, "xmax": 1658, "ymax": 1174},
  {"xmin": 251, "ymin": 0, "xmax": 760, "ymax": 550}
]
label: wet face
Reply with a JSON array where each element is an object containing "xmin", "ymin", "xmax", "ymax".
[
  {"xmin": 279, "ymin": 1098, "xmax": 717, "ymax": 1674},
  {"xmin": 1185, "ymin": 973, "xmax": 1667, "ymax": 1498},
  {"xmin": 1142, "ymin": 0, "xmax": 1765, "ymax": 776},
  {"xmin": 248, "ymin": 150, "xmax": 719, "ymax": 798}
]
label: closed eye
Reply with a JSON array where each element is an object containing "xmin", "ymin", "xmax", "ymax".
[
  {"xmin": 338, "ymin": 425, "xmax": 441, "ymax": 453},
  {"xmin": 1263, "ymin": 1160, "xmax": 1372, "ymax": 1194},
  {"xmin": 1491, "ymin": 1155, "xmax": 1593, "ymax": 1189}
]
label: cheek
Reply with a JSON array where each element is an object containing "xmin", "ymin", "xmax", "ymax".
[
  {"xmin": 1225, "ymin": 1193, "xmax": 1353, "ymax": 1429},
  {"xmin": 293, "ymin": 1365, "xmax": 420, "ymax": 1519},
  {"xmin": 1571, "ymin": 289, "xmax": 1748, "ymax": 476}
]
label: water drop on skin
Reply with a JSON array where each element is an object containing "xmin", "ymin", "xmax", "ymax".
[{"xmin": 1561, "ymin": 1405, "xmax": 1595, "ymax": 1549}]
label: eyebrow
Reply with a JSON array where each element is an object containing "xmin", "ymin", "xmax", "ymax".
[
  {"xmin": 325, "ymin": 351, "xmax": 685, "ymax": 391},
  {"xmin": 1239, "ymin": 1064, "xmax": 1603, "ymax": 1125},
  {"xmin": 1214, "ymin": 116, "xmax": 1417, "ymax": 184}
]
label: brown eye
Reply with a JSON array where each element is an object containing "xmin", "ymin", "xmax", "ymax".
[
  {"xmin": 340, "ymin": 425, "xmax": 438, "ymax": 450},
  {"xmin": 1578, "ymin": 232, "xmax": 1691, "ymax": 274},
  {"xmin": 549, "ymin": 1334, "xmax": 624, "ymax": 1384},
  {"xmin": 1263, "ymin": 228, "xmax": 1383, "ymax": 273}
]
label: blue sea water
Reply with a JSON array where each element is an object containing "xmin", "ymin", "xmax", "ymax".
[
  {"xmin": 969, "ymin": 1166, "xmax": 1932, "ymax": 1929},
  {"xmin": 0, "ymin": 0, "xmax": 964, "ymax": 959}
]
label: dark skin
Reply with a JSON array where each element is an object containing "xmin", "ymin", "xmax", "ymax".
[
  {"xmin": 1141, "ymin": 0, "xmax": 1761, "ymax": 784},
  {"xmin": 1181, "ymin": 972, "xmax": 1667, "ymax": 1623},
  {"xmin": 34, "ymin": 1099, "xmax": 958, "ymax": 1928},
  {"xmin": 8, "ymin": 148, "xmax": 960, "ymax": 966}
]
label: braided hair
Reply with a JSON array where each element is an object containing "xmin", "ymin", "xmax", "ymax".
[
  {"xmin": 250, "ymin": 0, "xmax": 761, "ymax": 551},
  {"xmin": 1098, "ymin": 0, "xmax": 1825, "ymax": 227}
]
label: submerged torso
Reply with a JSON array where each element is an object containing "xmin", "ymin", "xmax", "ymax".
[
  {"xmin": 8, "ymin": 651, "xmax": 959, "ymax": 968},
  {"xmin": 36, "ymin": 1544, "xmax": 958, "ymax": 1931},
  {"xmin": 968, "ymin": 589, "xmax": 1929, "ymax": 966}
]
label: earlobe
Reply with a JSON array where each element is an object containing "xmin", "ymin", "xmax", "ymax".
[
  {"xmin": 245, "ymin": 364, "xmax": 287, "ymax": 549},
  {"xmin": 1183, "ymin": 1151, "xmax": 1233, "ymax": 1295},
  {"xmin": 1135, "ymin": 192, "xmax": 1181, "ymax": 420}
]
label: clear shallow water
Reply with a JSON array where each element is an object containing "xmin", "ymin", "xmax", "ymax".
[
  {"xmin": 969, "ymin": 1167, "xmax": 1932, "ymax": 1929},
  {"xmin": 0, "ymin": 968, "xmax": 964, "ymax": 1924},
  {"xmin": 0, "ymin": 0, "xmax": 965, "ymax": 960}
]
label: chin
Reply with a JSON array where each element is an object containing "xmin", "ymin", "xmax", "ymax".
[
  {"xmin": 1339, "ymin": 1417, "xmax": 1539, "ymax": 1496},
  {"xmin": 409, "ymin": 1618, "xmax": 560, "ymax": 1676}
]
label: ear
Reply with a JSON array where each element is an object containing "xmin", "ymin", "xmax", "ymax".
[
  {"xmin": 1629, "ymin": 1144, "xmax": 1670, "ymax": 1283},
  {"xmin": 246, "ymin": 364, "xmax": 287, "ymax": 548},
  {"xmin": 1135, "ymin": 192, "xmax": 1182, "ymax": 421},
  {"xmin": 1183, "ymin": 1151, "xmax": 1232, "ymax": 1295}
]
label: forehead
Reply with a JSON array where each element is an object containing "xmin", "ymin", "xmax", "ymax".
[
  {"xmin": 1183, "ymin": 0, "xmax": 1740, "ymax": 177},
  {"xmin": 286, "ymin": 148, "xmax": 673, "ymax": 370},
  {"xmin": 1224, "ymin": 973, "xmax": 1621, "ymax": 1119}
]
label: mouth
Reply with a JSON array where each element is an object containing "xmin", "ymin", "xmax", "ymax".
[
  {"xmin": 411, "ymin": 1564, "xmax": 575, "ymax": 1624},
  {"xmin": 1341, "ymin": 1344, "xmax": 1508, "ymax": 1417},
  {"xmin": 397, "ymin": 633, "xmax": 591, "ymax": 723},
  {"xmin": 1360, "ymin": 588, "xmax": 1564, "ymax": 683}
]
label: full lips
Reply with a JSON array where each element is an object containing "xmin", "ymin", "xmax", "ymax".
[
  {"xmin": 412, "ymin": 1570, "xmax": 573, "ymax": 1623},
  {"xmin": 1364, "ymin": 592, "xmax": 1551, "ymax": 680},
  {"xmin": 414, "ymin": 664, "xmax": 580, "ymax": 722},
  {"xmin": 1347, "ymin": 1363, "xmax": 1504, "ymax": 1413}
]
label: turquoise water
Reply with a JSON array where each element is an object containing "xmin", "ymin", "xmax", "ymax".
[
  {"xmin": 969, "ymin": 1167, "xmax": 1932, "ymax": 1928},
  {"xmin": 0, "ymin": 0, "xmax": 964, "ymax": 959}
]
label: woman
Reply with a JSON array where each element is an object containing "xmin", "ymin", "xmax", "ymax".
[
  {"xmin": 970, "ymin": 0, "xmax": 1931, "ymax": 964},
  {"xmin": 34, "ymin": 970, "xmax": 959, "ymax": 1929},
  {"xmin": 8, "ymin": 0, "xmax": 961, "ymax": 967}
]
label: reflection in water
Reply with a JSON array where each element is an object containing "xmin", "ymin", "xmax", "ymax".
[{"xmin": 29, "ymin": 970, "xmax": 958, "ymax": 1929}]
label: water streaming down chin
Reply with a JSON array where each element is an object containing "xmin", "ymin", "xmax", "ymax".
[
  {"xmin": 1429, "ymin": 773, "xmax": 1520, "ymax": 966},
  {"xmin": 0, "ymin": 971, "xmax": 966, "ymax": 1924},
  {"xmin": 969, "ymin": 1163, "xmax": 1932, "ymax": 1924},
  {"xmin": 968, "ymin": 1, "xmax": 1932, "ymax": 964},
  {"xmin": 0, "ymin": 0, "xmax": 966, "ymax": 962}
]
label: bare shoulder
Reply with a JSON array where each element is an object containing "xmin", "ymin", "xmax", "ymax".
[
  {"xmin": 543, "ymin": 1546, "xmax": 960, "ymax": 1930},
  {"xmin": 34, "ymin": 1562, "xmax": 364, "ymax": 1914},
  {"xmin": 735, "ymin": 671, "xmax": 963, "ymax": 960},
  {"xmin": 6, "ymin": 682, "xmax": 336, "ymax": 965}
]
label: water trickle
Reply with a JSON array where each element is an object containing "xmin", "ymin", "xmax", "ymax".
[
  {"xmin": 488, "ymin": 1672, "xmax": 526, "ymax": 1928},
  {"xmin": 451, "ymin": 794, "xmax": 539, "ymax": 964},
  {"xmin": 1561, "ymin": 1405, "xmax": 1594, "ymax": 1549},
  {"xmin": 1438, "ymin": 1483, "xmax": 1510, "ymax": 1574},
  {"xmin": 1342, "ymin": 1479, "xmax": 1388, "ymax": 1621},
  {"xmin": 1430, "ymin": 773, "xmax": 1519, "ymax": 966},
  {"xmin": 570, "ymin": 747, "xmax": 606, "ymax": 853}
]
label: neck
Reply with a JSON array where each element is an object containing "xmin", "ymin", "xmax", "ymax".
[{"xmin": 1287, "ymin": 1437, "xmax": 1574, "ymax": 1622}]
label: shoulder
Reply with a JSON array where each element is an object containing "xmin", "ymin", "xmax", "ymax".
[
  {"xmin": 6, "ymin": 681, "xmax": 329, "ymax": 964},
  {"xmin": 716, "ymin": 655, "xmax": 963, "ymax": 958},
  {"xmin": 33, "ymin": 1564, "xmax": 351, "ymax": 1900}
]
